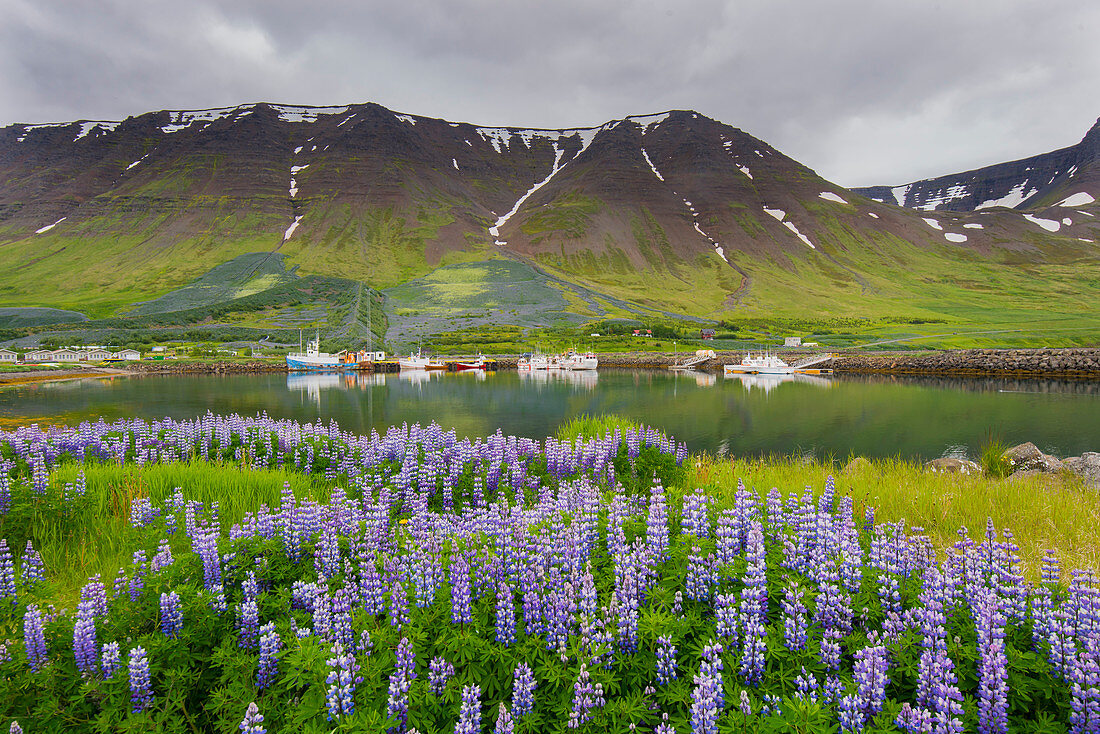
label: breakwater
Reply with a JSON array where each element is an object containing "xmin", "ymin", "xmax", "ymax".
[{"xmin": 112, "ymin": 348, "xmax": 1100, "ymax": 378}]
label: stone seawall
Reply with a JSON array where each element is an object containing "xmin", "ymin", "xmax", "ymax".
[
  {"xmin": 121, "ymin": 360, "xmax": 286, "ymax": 375},
  {"xmin": 831, "ymin": 348, "xmax": 1100, "ymax": 378}
]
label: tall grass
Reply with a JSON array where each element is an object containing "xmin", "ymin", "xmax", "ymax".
[
  {"xmin": 556, "ymin": 413, "xmax": 641, "ymax": 441},
  {"xmin": 686, "ymin": 453, "xmax": 1100, "ymax": 578},
  {"xmin": 2, "ymin": 461, "xmax": 332, "ymax": 603}
]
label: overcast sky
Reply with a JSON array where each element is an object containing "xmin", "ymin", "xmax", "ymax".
[{"xmin": 1, "ymin": 0, "xmax": 1097, "ymax": 186}]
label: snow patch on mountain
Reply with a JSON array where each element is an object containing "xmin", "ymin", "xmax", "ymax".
[
  {"xmin": 271, "ymin": 105, "xmax": 349, "ymax": 123},
  {"xmin": 738, "ymin": 165, "xmax": 752, "ymax": 179},
  {"xmin": 628, "ymin": 113, "xmax": 670, "ymax": 133},
  {"xmin": 640, "ymin": 149, "xmax": 664, "ymax": 181},
  {"xmin": 74, "ymin": 121, "xmax": 119, "ymax": 141},
  {"xmin": 490, "ymin": 142, "xmax": 566, "ymax": 246},
  {"xmin": 35, "ymin": 217, "xmax": 66, "ymax": 234},
  {"xmin": 1057, "ymin": 192, "xmax": 1095, "ymax": 207},
  {"xmin": 891, "ymin": 184, "xmax": 911, "ymax": 207},
  {"xmin": 395, "ymin": 114, "xmax": 416, "ymax": 126},
  {"xmin": 764, "ymin": 208, "xmax": 785, "ymax": 221},
  {"xmin": 1023, "ymin": 214, "xmax": 1060, "ymax": 232},
  {"xmin": 962, "ymin": 223, "xmax": 983, "ymax": 229},
  {"xmin": 976, "ymin": 181, "xmax": 1037, "ymax": 210},
  {"xmin": 160, "ymin": 107, "xmax": 241, "ymax": 133},
  {"xmin": 818, "ymin": 192, "xmax": 848, "ymax": 205},
  {"xmin": 783, "ymin": 221, "xmax": 815, "ymax": 249},
  {"xmin": 944, "ymin": 232, "xmax": 967, "ymax": 243},
  {"xmin": 922, "ymin": 218, "xmax": 943, "ymax": 231},
  {"xmin": 125, "ymin": 153, "xmax": 151, "ymax": 171},
  {"xmin": 16, "ymin": 122, "xmax": 71, "ymax": 142},
  {"xmin": 283, "ymin": 215, "xmax": 303, "ymax": 241}
]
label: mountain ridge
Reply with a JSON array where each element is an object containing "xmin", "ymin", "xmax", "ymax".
[{"xmin": 1, "ymin": 101, "xmax": 1097, "ymax": 345}]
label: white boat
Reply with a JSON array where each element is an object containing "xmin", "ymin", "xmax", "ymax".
[
  {"xmin": 286, "ymin": 333, "xmax": 346, "ymax": 371},
  {"xmin": 561, "ymin": 349, "xmax": 598, "ymax": 371},
  {"xmin": 723, "ymin": 350, "xmax": 795, "ymax": 376},
  {"xmin": 517, "ymin": 353, "xmax": 549, "ymax": 371},
  {"xmin": 399, "ymin": 350, "xmax": 431, "ymax": 370}
]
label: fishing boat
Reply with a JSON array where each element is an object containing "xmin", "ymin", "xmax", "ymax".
[
  {"xmin": 398, "ymin": 349, "xmax": 431, "ymax": 370},
  {"xmin": 425, "ymin": 357, "xmax": 448, "ymax": 371},
  {"xmin": 454, "ymin": 354, "xmax": 489, "ymax": 371},
  {"xmin": 286, "ymin": 332, "xmax": 347, "ymax": 371},
  {"xmin": 517, "ymin": 353, "xmax": 549, "ymax": 371},
  {"xmin": 561, "ymin": 349, "xmax": 598, "ymax": 371},
  {"xmin": 722, "ymin": 350, "xmax": 794, "ymax": 376}
]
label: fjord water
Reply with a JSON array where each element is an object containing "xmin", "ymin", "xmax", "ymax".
[{"xmin": 2, "ymin": 369, "xmax": 1096, "ymax": 461}]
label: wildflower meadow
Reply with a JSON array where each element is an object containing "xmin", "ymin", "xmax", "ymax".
[{"xmin": 0, "ymin": 413, "xmax": 1094, "ymax": 732}]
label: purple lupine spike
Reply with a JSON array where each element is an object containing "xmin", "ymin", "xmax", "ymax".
[
  {"xmin": 128, "ymin": 646, "xmax": 153, "ymax": 713},
  {"xmin": 495, "ymin": 580, "xmax": 516, "ymax": 646},
  {"xmin": 456, "ymin": 684, "xmax": 481, "ymax": 734},
  {"xmin": 237, "ymin": 597, "xmax": 259, "ymax": 650},
  {"xmin": 23, "ymin": 604, "xmax": 47, "ymax": 672},
  {"xmin": 239, "ymin": 701, "xmax": 266, "ymax": 734},
  {"xmin": 19, "ymin": 541, "xmax": 44, "ymax": 590},
  {"xmin": 160, "ymin": 591, "xmax": 183, "ymax": 639},
  {"xmin": 386, "ymin": 637, "xmax": 416, "ymax": 733},
  {"xmin": 450, "ymin": 553, "xmax": 472, "ymax": 625},
  {"xmin": 512, "ymin": 662, "xmax": 536, "ymax": 720},
  {"xmin": 690, "ymin": 644, "xmax": 724, "ymax": 734},
  {"xmin": 569, "ymin": 663, "xmax": 604, "ymax": 729},
  {"xmin": 101, "ymin": 641, "xmax": 121, "ymax": 679},
  {"xmin": 129, "ymin": 550, "xmax": 147, "ymax": 602},
  {"xmin": 853, "ymin": 635, "xmax": 890, "ymax": 725},
  {"xmin": 389, "ymin": 580, "xmax": 409, "ymax": 628},
  {"xmin": 975, "ymin": 589, "xmax": 1008, "ymax": 734},
  {"xmin": 324, "ymin": 642, "xmax": 362, "ymax": 721},
  {"xmin": 0, "ymin": 540, "xmax": 17, "ymax": 606},
  {"xmin": 656, "ymin": 635, "xmax": 678, "ymax": 685},
  {"xmin": 73, "ymin": 598, "xmax": 98, "ymax": 677},
  {"xmin": 257, "ymin": 622, "xmax": 281, "ymax": 690},
  {"xmin": 495, "ymin": 702, "xmax": 514, "ymax": 734},
  {"xmin": 428, "ymin": 655, "xmax": 455, "ymax": 696},
  {"xmin": 9, "ymin": 722, "xmax": 22, "ymax": 734}
]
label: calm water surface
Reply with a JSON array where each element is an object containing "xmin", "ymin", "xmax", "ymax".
[{"xmin": 1, "ymin": 369, "xmax": 1097, "ymax": 461}]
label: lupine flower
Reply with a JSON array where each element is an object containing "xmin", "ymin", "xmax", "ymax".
[
  {"xmin": 0, "ymin": 540, "xmax": 17, "ymax": 606},
  {"xmin": 495, "ymin": 703, "xmax": 514, "ymax": 734},
  {"xmin": 101, "ymin": 641, "xmax": 121, "ymax": 679},
  {"xmin": 129, "ymin": 646, "xmax": 153, "ymax": 713},
  {"xmin": 569, "ymin": 663, "xmax": 605, "ymax": 728},
  {"xmin": 429, "ymin": 655, "xmax": 455, "ymax": 696},
  {"xmin": 257, "ymin": 622, "xmax": 281, "ymax": 690},
  {"xmin": 324, "ymin": 642, "xmax": 362, "ymax": 720},
  {"xmin": 512, "ymin": 662, "xmax": 536, "ymax": 720},
  {"xmin": 239, "ymin": 701, "xmax": 266, "ymax": 734},
  {"xmin": 160, "ymin": 591, "xmax": 183, "ymax": 639},
  {"xmin": 19, "ymin": 542, "xmax": 44, "ymax": 590},
  {"xmin": 73, "ymin": 600, "xmax": 98, "ymax": 677},
  {"xmin": 656, "ymin": 635, "xmax": 678, "ymax": 684},
  {"xmin": 456, "ymin": 684, "xmax": 481, "ymax": 734},
  {"xmin": 387, "ymin": 637, "xmax": 416, "ymax": 732},
  {"xmin": 23, "ymin": 604, "xmax": 47, "ymax": 672}
]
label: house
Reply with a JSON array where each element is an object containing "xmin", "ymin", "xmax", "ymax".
[
  {"xmin": 784, "ymin": 336, "xmax": 802, "ymax": 347},
  {"xmin": 52, "ymin": 348, "xmax": 82, "ymax": 362},
  {"xmin": 700, "ymin": 329, "xmax": 716, "ymax": 340},
  {"xmin": 632, "ymin": 329, "xmax": 652, "ymax": 337},
  {"xmin": 0, "ymin": 349, "xmax": 16, "ymax": 362},
  {"xmin": 84, "ymin": 349, "xmax": 113, "ymax": 361},
  {"xmin": 112, "ymin": 349, "xmax": 141, "ymax": 361},
  {"xmin": 26, "ymin": 349, "xmax": 55, "ymax": 362}
]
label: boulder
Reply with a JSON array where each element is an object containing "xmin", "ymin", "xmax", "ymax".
[
  {"xmin": 841, "ymin": 457, "xmax": 871, "ymax": 475},
  {"xmin": 924, "ymin": 457, "xmax": 982, "ymax": 475},
  {"xmin": 1002, "ymin": 442, "xmax": 1063, "ymax": 473},
  {"xmin": 1063, "ymin": 452, "xmax": 1100, "ymax": 488}
]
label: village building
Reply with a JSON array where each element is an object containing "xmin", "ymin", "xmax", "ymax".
[
  {"xmin": 112, "ymin": 349, "xmax": 141, "ymax": 361},
  {"xmin": 0, "ymin": 348, "xmax": 16, "ymax": 362},
  {"xmin": 700, "ymin": 329, "xmax": 716, "ymax": 340},
  {"xmin": 784, "ymin": 336, "xmax": 803, "ymax": 347},
  {"xmin": 83, "ymin": 348, "xmax": 113, "ymax": 361}
]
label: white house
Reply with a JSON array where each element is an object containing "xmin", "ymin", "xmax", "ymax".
[
  {"xmin": 84, "ymin": 349, "xmax": 112, "ymax": 361},
  {"xmin": 52, "ymin": 348, "xmax": 82, "ymax": 362},
  {"xmin": 112, "ymin": 349, "xmax": 141, "ymax": 361},
  {"xmin": 26, "ymin": 349, "xmax": 54, "ymax": 362},
  {"xmin": 0, "ymin": 349, "xmax": 16, "ymax": 362},
  {"xmin": 784, "ymin": 336, "xmax": 802, "ymax": 347}
]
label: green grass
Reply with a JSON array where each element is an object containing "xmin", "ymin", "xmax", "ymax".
[
  {"xmin": 2, "ymin": 461, "xmax": 333, "ymax": 602},
  {"xmin": 686, "ymin": 453, "xmax": 1100, "ymax": 578}
]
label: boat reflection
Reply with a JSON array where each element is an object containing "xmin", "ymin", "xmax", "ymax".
[
  {"xmin": 518, "ymin": 368, "xmax": 598, "ymax": 389},
  {"xmin": 287, "ymin": 371, "xmax": 386, "ymax": 400},
  {"xmin": 725, "ymin": 372, "xmax": 832, "ymax": 394}
]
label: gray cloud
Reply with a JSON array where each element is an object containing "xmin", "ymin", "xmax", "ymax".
[{"xmin": 1, "ymin": 0, "xmax": 1097, "ymax": 186}]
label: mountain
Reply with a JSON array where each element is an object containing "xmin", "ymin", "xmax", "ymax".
[
  {"xmin": 1, "ymin": 102, "xmax": 1098, "ymax": 346},
  {"xmin": 854, "ymin": 118, "xmax": 1100, "ymax": 213}
]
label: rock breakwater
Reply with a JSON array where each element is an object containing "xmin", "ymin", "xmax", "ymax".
[{"xmin": 832, "ymin": 348, "xmax": 1100, "ymax": 378}]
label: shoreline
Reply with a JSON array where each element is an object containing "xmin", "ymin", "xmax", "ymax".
[{"xmin": 5, "ymin": 347, "xmax": 1097, "ymax": 381}]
